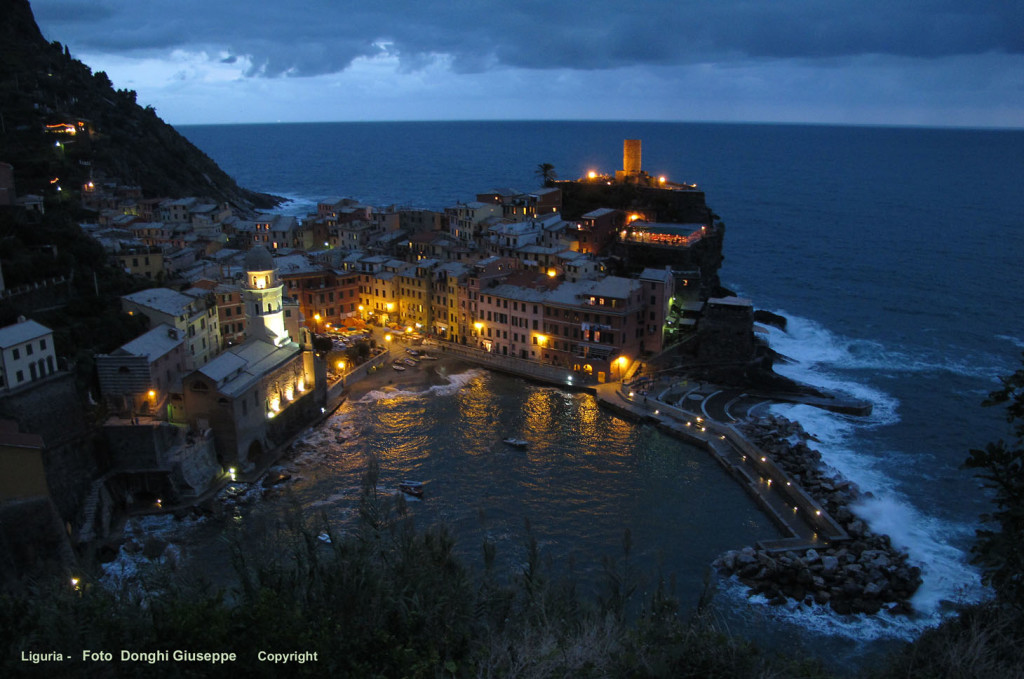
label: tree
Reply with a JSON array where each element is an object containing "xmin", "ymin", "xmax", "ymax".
[
  {"xmin": 535, "ymin": 163, "xmax": 557, "ymax": 187},
  {"xmin": 964, "ymin": 350, "xmax": 1024, "ymax": 609}
]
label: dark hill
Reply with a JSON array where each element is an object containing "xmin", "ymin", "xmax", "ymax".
[{"xmin": 0, "ymin": 0, "xmax": 278, "ymax": 211}]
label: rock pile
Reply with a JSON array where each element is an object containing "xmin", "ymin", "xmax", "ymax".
[{"xmin": 714, "ymin": 415, "xmax": 922, "ymax": 615}]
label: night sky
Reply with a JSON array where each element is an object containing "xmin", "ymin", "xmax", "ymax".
[{"xmin": 29, "ymin": 0, "xmax": 1024, "ymax": 128}]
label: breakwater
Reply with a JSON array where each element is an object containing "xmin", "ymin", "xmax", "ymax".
[{"xmin": 714, "ymin": 415, "xmax": 923, "ymax": 615}]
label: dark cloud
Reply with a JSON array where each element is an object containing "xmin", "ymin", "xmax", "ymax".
[{"xmin": 30, "ymin": 0, "xmax": 1024, "ymax": 78}]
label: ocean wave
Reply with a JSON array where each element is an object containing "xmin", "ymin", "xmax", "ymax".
[
  {"xmin": 995, "ymin": 334, "xmax": 1024, "ymax": 350},
  {"xmin": 426, "ymin": 368, "xmax": 488, "ymax": 396},
  {"xmin": 767, "ymin": 312, "xmax": 1006, "ymax": 380},
  {"xmin": 358, "ymin": 387, "xmax": 423, "ymax": 403},
  {"xmin": 761, "ymin": 311, "xmax": 987, "ymax": 635},
  {"xmin": 99, "ymin": 515, "xmax": 204, "ymax": 593},
  {"xmin": 852, "ymin": 495, "xmax": 986, "ymax": 614},
  {"xmin": 718, "ymin": 577, "xmax": 956, "ymax": 643},
  {"xmin": 268, "ymin": 194, "xmax": 320, "ymax": 217},
  {"xmin": 356, "ymin": 369, "xmax": 488, "ymax": 403}
]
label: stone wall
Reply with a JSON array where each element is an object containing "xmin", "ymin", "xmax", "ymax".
[{"xmin": 102, "ymin": 422, "xmax": 181, "ymax": 470}]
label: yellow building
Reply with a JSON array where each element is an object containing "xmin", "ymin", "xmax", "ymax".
[{"xmin": 0, "ymin": 420, "xmax": 47, "ymax": 501}]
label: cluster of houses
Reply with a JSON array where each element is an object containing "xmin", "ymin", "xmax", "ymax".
[
  {"xmin": 83, "ymin": 150, "xmax": 726, "ymax": 389},
  {"xmin": 0, "ymin": 141, "xmax": 757, "ymax": 572}
]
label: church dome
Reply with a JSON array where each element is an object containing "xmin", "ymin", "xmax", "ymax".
[{"xmin": 245, "ymin": 246, "xmax": 275, "ymax": 272}]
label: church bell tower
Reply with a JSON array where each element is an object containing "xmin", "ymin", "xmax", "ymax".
[{"xmin": 242, "ymin": 246, "xmax": 288, "ymax": 346}]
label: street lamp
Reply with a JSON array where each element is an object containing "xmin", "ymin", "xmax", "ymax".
[
  {"xmin": 313, "ymin": 313, "xmax": 321, "ymax": 333},
  {"xmin": 616, "ymin": 356, "xmax": 628, "ymax": 381}
]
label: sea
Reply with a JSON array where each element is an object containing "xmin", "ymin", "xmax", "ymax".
[{"xmin": 119, "ymin": 121, "xmax": 1024, "ymax": 669}]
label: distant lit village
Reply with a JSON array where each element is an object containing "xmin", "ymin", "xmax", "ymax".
[{"xmin": 0, "ymin": 140, "xmax": 757, "ymax": 578}]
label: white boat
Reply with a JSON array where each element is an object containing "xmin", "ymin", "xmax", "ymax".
[
  {"xmin": 392, "ymin": 363, "xmax": 406, "ymax": 371},
  {"xmin": 503, "ymin": 438, "xmax": 529, "ymax": 448}
]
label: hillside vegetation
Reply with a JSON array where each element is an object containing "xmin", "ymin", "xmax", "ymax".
[{"xmin": 0, "ymin": 0, "xmax": 277, "ymax": 210}]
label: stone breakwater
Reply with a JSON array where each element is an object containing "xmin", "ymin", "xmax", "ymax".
[{"xmin": 714, "ymin": 415, "xmax": 922, "ymax": 616}]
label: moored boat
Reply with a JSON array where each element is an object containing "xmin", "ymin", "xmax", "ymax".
[
  {"xmin": 398, "ymin": 481, "xmax": 424, "ymax": 498},
  {"xmin": 503, "ymin": 437, "xmax": 529, "ymax": 448}
]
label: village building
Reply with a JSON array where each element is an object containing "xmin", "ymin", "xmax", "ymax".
[
  {"xmin": 95, "ymin": 324, "xmax": 186, "ymax": 419},
  {"xmin": 114, "ymin": 244, "xmax": 165, "ymax": 281},
  {"xmin": 0, "ymin": 319, "xmax": 58, "ymax": 393},
  {"xmin": 121, "ymin": 287, "xmax": 221, "ymax": 370}
]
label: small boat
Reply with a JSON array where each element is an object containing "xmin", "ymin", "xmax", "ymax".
[
  {"xmin": 503, "ymin": 437, "xmax": 529, "ymax": 448},
  {"xmin": 398, "ymin": 481, "xmax": 424, "ymax": 498},
  {"xmin": 392, "ymin": 363, "xmax": 406, "ymax": 371},
  {"xmin": 419, "ymin": 354, "xmax": 437, "ymax": 360},
  {"xmin": 402, "ymin": 357, "xmax": 418, "ymax": 366},
  {"xmin": 406, "ymin": 348, "xmax": 420, "ymax": 356}
]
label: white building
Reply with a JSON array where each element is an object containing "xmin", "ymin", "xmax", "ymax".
[
  {"xmin": 0, "ymin": 319, "xmax": 57, "ymax": 393},
  {"xmin": 121, "ymin": 288, "xmax": 221, "ymax": 371}
]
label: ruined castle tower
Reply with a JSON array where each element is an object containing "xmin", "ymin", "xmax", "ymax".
[{"xmin": 623, "ymin": 139, "xmax": 642, "ymax": 175}]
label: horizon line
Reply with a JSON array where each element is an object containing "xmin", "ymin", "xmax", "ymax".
[{"xmin": 171, "ymin": 118, "xmax": 1024, "ymax": 133}]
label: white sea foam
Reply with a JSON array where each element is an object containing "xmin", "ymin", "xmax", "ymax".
[
  {"xmin": 356, "ymin": 368, "xmax": 487, "ymax": 403},
  {"xmin": 426, "ymin": 368, "xmax": 488, "ymax": 396},
  {"xmin": 769, "ymin": 312, "xmax": 1005, "ymax": 381},
  {"xmin": 719, "ymin": 576, "xmax": 954, "ymax": 643},
  {"xmin": 99, "ymin": 515, "xmax": 204, "ymax": 594},
  {"xmin": 358, "ymin": 387, "xmax": 421, "ymax": 403},
  {"xmin": 852, "ymin": 495, "xmax": 985, "ymax": 614},
  {"xmin": 271, "ymin": 194, "xmax": 319, "ymax": 217},
  {"xmin": 995, "ymin": 334, "xmax": 1024, "ymax": 350},
  {"xmin": 755, "ymin": 311, "xmax": 987, "ymax": 637}
]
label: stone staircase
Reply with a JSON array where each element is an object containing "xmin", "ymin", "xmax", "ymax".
[{"xmin": 77, "ymin": 471, "xmax": 117, "ymax": 544}]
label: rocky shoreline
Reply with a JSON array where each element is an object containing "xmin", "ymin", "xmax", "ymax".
[{"xmin": 714, "ymin": 415, "xmax": 923, "ymax": 616}]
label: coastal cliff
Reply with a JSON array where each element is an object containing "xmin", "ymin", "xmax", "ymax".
[{"xmin": 0, "ymin": 0, "xmax": 278, "ymax": 211}]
